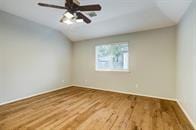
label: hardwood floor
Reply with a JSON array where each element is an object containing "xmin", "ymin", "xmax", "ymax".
[{"xmin": 0, "ymin": 86, "xmax": 194, "ymax": 130}]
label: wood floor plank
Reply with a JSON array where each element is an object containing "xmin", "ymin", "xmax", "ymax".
[{"xmin": 0, "ymin": 86, "xmax": 194, "ymax": 130}]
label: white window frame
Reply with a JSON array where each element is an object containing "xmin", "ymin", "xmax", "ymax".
[{"xmin": 95, "ymin": 42, "xmax": 129, "ymax": 72}]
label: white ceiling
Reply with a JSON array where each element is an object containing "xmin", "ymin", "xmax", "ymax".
[{"xmin": 0, "ymin": 0, "xmax": 192, "ymax": 42}]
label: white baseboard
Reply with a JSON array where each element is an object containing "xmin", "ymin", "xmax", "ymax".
[
  {"xmin": 0, "ymin": 85, "xmax": 72, "ymax": 106},
  {"xmin": 72, "ymin": 84, "xmax": 176, "ymax": 101},
  {"xmin": 176, "ymin": 100, "xmax": 196, "ymax": 130}
]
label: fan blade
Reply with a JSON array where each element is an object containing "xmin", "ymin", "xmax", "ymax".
[
  {"xmin": 38, "ymin": 3, "xmax": 66, "ymax": 9},
  {"xmin": 77, "ymin": 12, "xmax": 91, "ymax": 24},
  {"xmin": 79, "ymin": 4, "xmax": 101, "ymax": 11}
]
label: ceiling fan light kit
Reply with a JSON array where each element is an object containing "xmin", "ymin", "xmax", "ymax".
[
  {"xmin": 60, "ymin": 14, "xmax": 84, "ymax": 24},
  {"xmin": 38, "ymin": 0, "xmax": 102, "ymax": 25},
  {"xmin": 61, "ymin": 17, "xmax": 74, "ymax": 24},
  {"xmin": 64, "ymin": 11, "xmax": 74, "ymax": 19},
  {"xmin": 76, "ymin": 19, "xmax": 84, "ymax": 23}
]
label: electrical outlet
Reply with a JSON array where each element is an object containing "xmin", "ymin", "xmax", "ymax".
[
  {"xmin": 62, "ymin": 80, "xmax": 66, "ymax": 84},
  {"xmin": 136, "ymin": 84, "xmax": 139, "ymax": 88}
]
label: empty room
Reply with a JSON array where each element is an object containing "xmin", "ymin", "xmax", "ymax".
[{"xmin": 0, "ymin": 0, "xmax": 195, "ymax": 130}]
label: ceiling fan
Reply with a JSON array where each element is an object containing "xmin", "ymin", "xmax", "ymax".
[{"xmin": 38, "ymin": 0, "xmax": 102, "ymax": 24}]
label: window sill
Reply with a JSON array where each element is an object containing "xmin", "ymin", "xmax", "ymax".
[{"xmin": 95, "ymin": 69, "xmax": 130, "ymax": 73}]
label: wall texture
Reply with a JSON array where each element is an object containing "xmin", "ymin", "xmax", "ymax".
[
  {"xmin": 177, "ymin": 1, "xmax": 196, "ymax": 128},
  {"xmin": 72, "ymin": 27, "xmax": 176, "ymax": 99},
  {"xmin": 0, "ymin": 4, "xmax": 195, "ymax": 127},
  {"xmin": 0, "ymin": 11, "xmax": 72, "ymax": 104}
]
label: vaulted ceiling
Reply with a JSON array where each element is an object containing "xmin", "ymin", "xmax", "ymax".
[{"xmin": 0, "ymin": 0, "xmax": 192, "ymax": 41}]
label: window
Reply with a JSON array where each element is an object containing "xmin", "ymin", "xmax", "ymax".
[{"xmin": 96, "ymin": 43, "xmax": 129, "ymax": 72}]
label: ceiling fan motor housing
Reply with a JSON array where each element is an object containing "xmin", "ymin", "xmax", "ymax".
[{"xmin": 73, "ymin": 0, "xmax": 80, "ymax": 6}]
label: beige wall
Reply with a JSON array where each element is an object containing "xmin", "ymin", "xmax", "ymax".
[
  {"xmin": 72, "ymin": 27, "xmax": 176, "ymax": 99},
  {"xmin": 0, "ymin": 4, "xmax": 195, "ymax": 127},
  {"xmin": 177, "ymin": 1, "xmax": 196, "ymax": 127},
  {"xmin": 0, "ymin": 11, "xmax": 72, "ymax": 104}
]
